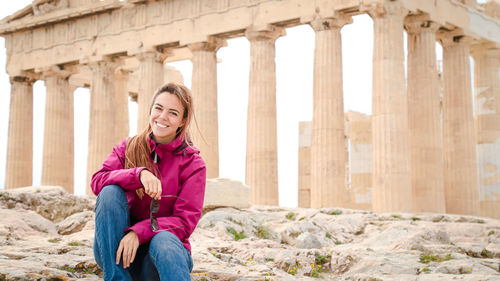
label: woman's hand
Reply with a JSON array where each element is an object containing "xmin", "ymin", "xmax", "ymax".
[
  {"xmin": 116, "ymin": 231, "xmax": 139, "ymax": 269},
  {"xmin": 139, "ymin": 169, "xmax": 162, "ymax": 200}
]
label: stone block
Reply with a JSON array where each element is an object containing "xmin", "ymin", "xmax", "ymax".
[{"xmin": 203, "ymin": 178, "xmax": 250, "ymax": 210}]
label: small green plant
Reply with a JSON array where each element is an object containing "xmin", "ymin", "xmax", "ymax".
[
  {"xmin": 265, "ymin": 257, "xmax": 275, "ymax": 262},
  {"xmin": 325, "ymin": 232, "xmax": 333, "ymax": 239},
  {"xmin": 419, "ymin": 253, "xmax": 452, "ymax": 263},
  {"xmin": 391, "ymin": 214, "xmax": 401, "ymax": 219},
  {"xmin": 48, "ymin": 238, "xmax": 60, "ymax": 243},
  {"xmin": 226, "ymin": 227, "xmax": 246, "ymax": 241},
  {"xmin": 329, "ymin": 210, "xmax": 343, "ymax": 215},
  {"xmin": 310, "ymin": 263, "xmax": 327, "ymax": 278},
  {"xmin": 67, "ymin": 241, "xmax": 81, "ymax": 246},
  {"xmin": 481, "ymin": 249, "xmax": 493, "ymax": 258},
  {"xmin": 412, "ymin": 217, "xmax": 421, "ymax": 221},
  {"xmin": 315, "ymin": 254, "xmax": 331, "ymax": 266},
  {"xmin": 254, "ymin": 225, "xmax": 271, "ymax": 239},
  {"xmin": 334, "ymin": 240, "xmax": 343, "ymax": 245},
  {"xmin": 58, "ymin": 266, "xmax": 76, "ymax": 273},
  {"xmin": 228, "ymin": 218, "xmax": 243, "ymax": 226},
  {"xmin": 288, "ymin": 266, "xmax": 297, "ymax": 275},
  {"xmin": 488, "ymin": 230, "xmax": 495, "ymax": 236},
  {"xmin": 421, "ymin": 266, "xmax": 430, "ymax": 273},
  {"xmin": 286, "ymin": 212, "xmax": 297, "ymax": 221},
  {"xmin": 476, "ymin": 219, "xmax": 485, "ymax": 224}
]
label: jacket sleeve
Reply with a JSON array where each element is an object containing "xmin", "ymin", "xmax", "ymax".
[
  {"xmin": 90, "ymin": 139, "xmax": 146, "ymax": 196},
  {"xmin": 127, "ymin": 155, "xmax": 206, "ymax": 245}
]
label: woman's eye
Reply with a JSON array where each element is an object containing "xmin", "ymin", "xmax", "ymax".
[
  {"xmin": 170, "ymin": 111, "xmax": 178, "ymax": 116},
  {"xmin": 154, "ymin": 106, "xmax": 162, "ymax": 111}
]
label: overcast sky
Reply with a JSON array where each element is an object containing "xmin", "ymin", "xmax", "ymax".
[{"xmin": 1, "ymin": 1, "xmax": 477, "ymax": 207}]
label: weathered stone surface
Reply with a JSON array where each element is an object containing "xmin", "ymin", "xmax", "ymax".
[
  {"xmin": 203, "ymin": 179, "xmax": 251, "ymax": 210},
  {"xmin": 0, "ymin": 185, "xmax": 95, "ymax": 223},
  {"xmin": 56, "ymin": 211, "xmax": 95, "ymax": 235},
  {"xmin": 0, "ymin": 187, "xmax": 499, "ymax": 281}
]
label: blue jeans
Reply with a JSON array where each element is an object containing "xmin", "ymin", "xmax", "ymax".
[{"xmin": 94, "ymin": 185, "xmax": 193, "ymax": 281}]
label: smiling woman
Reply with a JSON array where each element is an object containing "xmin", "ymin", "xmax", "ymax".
[{"xmin": 90, "ymin": 82, "xmax": 206, "ymax": 280}]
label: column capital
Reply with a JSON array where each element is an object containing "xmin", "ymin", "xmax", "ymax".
[
  {"xmin": 470, "ymin": 41, "xmax": 500, "ymax": 58},
  {"xmin": 363, "ymin": 1, "xmax": 408, "ymax": 20},
  {"xmin": 86, "ymin": 58, "xmax": 121, "ymax": 75},
  {"xmin": 9, "ymin": 75, "xmax": 36, "ymax": 86},
  {"xmin": 309, "ymin": 15, "xmax": 352, "ymax": 32},
  {"xmin": 188, "ymin": 36, "xmax": 227, "ymax": 52},
  {"xmin": 437, "ymin": 29, "xmax": 474, "ymax": 48},
  {"xmin": 39, "ymin": 65, "xmax": 73, "ymax": 80},
  {"xmin": 404, "ymin": 14, "xmax": 440, "ymax": 34},
  {"xmin": 245, "ymin": 25, "xmax": 285, "ymax": 42},
  {"xmin": 135, "ymin": 50, "xmax": 165, "ymax": 63}
]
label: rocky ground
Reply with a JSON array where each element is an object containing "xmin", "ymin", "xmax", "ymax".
[{"xmin": 0, "ymin": 186, "xmax": 499, "ymax": 280}]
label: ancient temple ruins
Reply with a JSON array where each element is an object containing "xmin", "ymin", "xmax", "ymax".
[{"xmin": 2, "ymin": 0, "xmax": 500, "ymax": 219}]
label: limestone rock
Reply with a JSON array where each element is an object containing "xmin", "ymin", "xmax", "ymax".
[
  {"xmin": 203, "ymin": 179, "xmax": 251, "ymax": 210},
  {"xmin": 56, "ymin": 211, "xmax": 95, "ymax": 235},
  {"xmin": 0, "ymin": 185, "xmax": 95, "ymax": 223},
  {"xmin": 0, "ymin": 187, "xmax": 499, "ymax": 280}
]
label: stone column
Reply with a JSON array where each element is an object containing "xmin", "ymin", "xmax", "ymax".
[
  {"xmin": 437, "ymin": 31, "xmax": 480, "ymax": 215},
  {"xmin": 114, "ymin": 68, "xmax": 130, "ymax": 143},
  {"xmin": 86, "ymin": 60, "xmax": 118, "ymax": 195},
  {"xmin": 368, "ymin": 3, "xmax": 412, "ymax": 212},
  {"xmin": 5, "ymin": 76, "xmax": 34, "ymax": 189},
  {"xmin": 309, "ymin": 16, "xmax": 352, "ymax": 208},
  {"xmin": 245, "ymin": 26, "xmax": 285, "ymax": 206},
  {"xmin": 405, "ymin": 16, "xmax": 446, "ymax": 213},
  {"xmin": 471, "ymin": 42, "xmax": 500, "ymax": 219},
  {"xmin": 298, "ymin": 121, "xmax": 312, "ymax": 208},
  {"xmin": 136, "ymin": 51, "xmax": 164, "ymax": 131},
  {"xmin": 189, "ymin": 37, "xmax": 227, "ymax": 179},
  {"xmin": 42, "ymin": 69, "xmax": 74, "ymax": 193}
]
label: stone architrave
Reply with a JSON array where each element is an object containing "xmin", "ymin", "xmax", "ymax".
[
  {"xmin": 471, "ymin": 42, "xmax": 500, "ymax": 219},
  {"xmin": 437, "ymin": 31, "xmax": 480, "ymax": 215},
  {"xmin": 368, "ymin": 3, "xmax": 413, "ymax": 212},
  {"xmin": 245, "ymin": 25, "xmax": 285, "ymax": 206},
  {"xmin": 136, "ymin": 51, "xmax": 164, "ymax": 131},
  {"xmin": 5, "ymin": 76, "xmax": 34, "ymax": 189},
  {"xmin": 298, "ymin": 121, "xmax": 312, "ymax": 208},
  {"xmin": 189, "ymin": 37, "xmax": 227, "ymax": 179},
  {"xmin": 309, "ymin": 16, "xmax": 352, "ymax": 208},
  {"xmin": 405, "ymin": 15, "xmax": 446, "ymax": 213},
  {"xmin": 86, "ymin": 59, "xmax": 119, "ymax": 195},
  {"xmin": 114, "ymin": 68, "xmax": 130, "ymax": 143},
  {"xmin": 41, "ymin": 68, "xmax": 74, "ymax": 194}
]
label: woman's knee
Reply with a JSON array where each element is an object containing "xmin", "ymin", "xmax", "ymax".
[
  {"xmin": 95, "ymin": 185, "xmax": 129, "ymax": 217},
  {"xmin": 96, "ymin": 185, "xmax": 126, "ymax": 207},
  {"xmin": 149, "ymin": 232, "xmax": 191, "ymax": 266}
]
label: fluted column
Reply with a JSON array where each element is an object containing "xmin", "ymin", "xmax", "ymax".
[
  {"xmin": 114, "ymin": 68, "xmax": 130, "ymax": 143},
  {"xmin": 136, "ymin": 51, "xmax": 164, "ymax": 130},
  {"xmin": 368, "ymin": 3, "xmax": 412, "ymax": 212},
  {"xmin": 245, "ymin": 26, "xmax": 285, "ymax": 206},
  {"xmin": 471, "ymin": 42, "xmax": 500, "ymax": 219},
  {"xmin": 405, "ymin": 16, "xmax": 445, "ymax": 213},
  {"xmin": 42, "ymin": 69, "xmax": 74, "ymax": 193},
  {"xmin": 437, "ymin": 31, "xmax": 480, "ymax": 215},
  {"xmin": 309, "ymin": 16, "xmax": 352, "ymax": 208},
  {"xmin": 189, "ymin": 37, "xmax": 227, "ymax": 179},
  {"xmin": 5, "ymin": 77, "xmax": 34, "ymax": 189},
  {"xmin": 86, "ymin": 60, "xmax": 118, "ymax": 195}
]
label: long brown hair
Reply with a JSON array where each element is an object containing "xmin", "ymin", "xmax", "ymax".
[{"xmin": 124, "ymin": 82, "xmax": 194, "ymax": 175}]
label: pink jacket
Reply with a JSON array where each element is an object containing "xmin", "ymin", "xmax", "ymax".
[{"xmin": 91, "ymin": 135, "xmax": 206, "ymax": 253}]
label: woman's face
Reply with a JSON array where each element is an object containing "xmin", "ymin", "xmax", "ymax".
[{"xmin": 150, "ymin": 92, "xmax": 185, "ymax": 144}]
